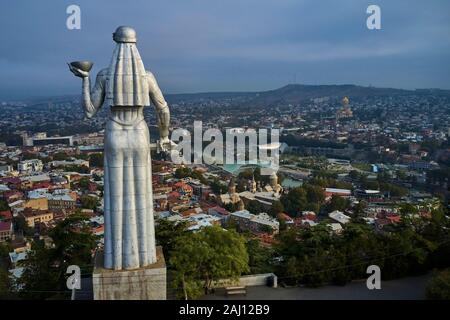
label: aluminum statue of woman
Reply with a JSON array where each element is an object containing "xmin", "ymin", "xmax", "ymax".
[{"xmin": 69, "ymin": 26, "xmax": 172, "ymax": 270}]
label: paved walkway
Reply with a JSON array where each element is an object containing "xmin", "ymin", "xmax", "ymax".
[{"xmin": 202, "ymin": 274, "xmax": 431, "ymax": 300}]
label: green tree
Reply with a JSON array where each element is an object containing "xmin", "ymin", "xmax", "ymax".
[
  {"xmin": 269, "ymin": 200, "xmax": 285, "ymax": 217},
  {"xmin": 18, "ymin": 214, "xmax": 97, "ymax": 299},
  {"xmin": 48, "ymin": 213, "xmax": 97, "ymax": 269},
  {"xmin": 209, "ymin": 178, "xmax": 228, "ymax": 194},
  {"xmin": 236, "ymin": 179, "xmax": 247, "ymax": 193},
  {"xmin": 246, "ymin": 200, "xmax": 262, "ymax": 214},
  {"xmin": 63, "ymin": 165, "xmax": 89, "ymax": 174},
  {"xmin": 0, "ymin": 243, "xmax": 12, "ymax": 259},
  {"xmin": 397, "ymin": 170, "xmax": 408, "ymax": 181},
  {"xmin": 77, "ymin": 153, "xmax": 89, "ymax": 160},
  {"xmin": 353, "ymin": 201, "xmax": 367, "ymax": 219},
  {"xmin": 380, "ymin": 183, "xmax": 408, "ymax": 197},
  {"xmin": 174, "ymin": 167, "xmax": 191, "ymax": 179},
  {"xmin": 280, "ymin": 187, "xmax": 307, "ymax": 216},
  {"xmin": 155, "ymin": 219, "xmax": 189, "ymax": 261},
  {"xmin": 0, "ymin": 268, "xmax": 14, "ymax": 299},
  {"xmin": 349, "ymin": 170, "xmax": 360, "ymax": 180},
  {"xmin": 399, "ymin": 203, "xmax": 419, "ymax": 215},
  {"xmin": 278, "ymin": 223, "xmax": 338, "ymax": 286},
  {"xmin": 80, "ymin": 195, "xmax": 99, "ymax": 210},
  {"xmin": 326, "ymin": 195, "xmax": 350, "ymax": 212},
  {"xmin": 363, "ymin": 180, "xmax": 379, "ymax": 190},
  {"xmin": 238, "ymin": 169, "xmax": 253, "ymax": 180},
  {"xmin": 274, "ymin": 198, "xmax": 450, "ymax": 288},
  {"xmin": 246, "ymin": 238, "xmax": 273, "ymax": 274},
  {"xmin": 170, "ymin": 225, "xmax": 249, "ymax": 299},
  {"xmin": 426, "ymin": 269, "xmax": 450, "ymax": 300},
  {"xmin": 89, "ymin": 153, "xmax": 104, "ymax": 168},
  {"xmin": 13, "ymin": 215, "xmax": 34, "ymax": 236},
  {"xmin": 223, "ymin": 202, "xmax": 239, "ymax": 213},
  {"xmin": 18, "ymin": 242, "xmax": 62, "ymax": 300},
  {"xmin": 77, "ymin": 177, "xmax": 90, "ymax": 191},
  {"xmin": 52, "ymin": 152, "xmax": 69, "ymax": 161},
  {"xmin": 280, "ymin": 184, "xmax": 325, "ymax": 216},
  {"xmin": 191, "ymin": 170, "xmax": 208, "ymax": 185},
  {"xmin": 0, "ymin": 199, "xmax": 9, "ymax": 211},
  {"xmin": 260, "ymin": 224, "xmax": 274, "ymax": 234}
]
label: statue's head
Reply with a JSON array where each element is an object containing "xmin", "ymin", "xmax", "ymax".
[{"xmin": 113, "ymin": 26, "xmax": 137, "ymax": 43}]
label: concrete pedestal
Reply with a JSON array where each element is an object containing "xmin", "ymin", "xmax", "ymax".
[{"xmin": 92, "ymin": 246, "xmax": 166, "ymax": 300}]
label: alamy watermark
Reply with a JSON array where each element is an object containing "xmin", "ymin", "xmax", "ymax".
[
  {"xmin": 66, "ymin": 5, "xmax": 81, "ymax": 30},
  {"xmin": 66, "ymin": 265, "xmax": 81, "ymax": 290},
  {"xmin": 169, "ymin": 121, "xmax": 280, "ymax": 176},
  {"xmin": 366, "ymin": 265, "xmax": 381, "ymax": 290},
  {"xmin": 366, "ymin": 5, "xmax": 381, "ymax": 30}
]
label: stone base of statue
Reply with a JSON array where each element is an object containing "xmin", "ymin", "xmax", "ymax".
[{"xmin": 92, "ymin": 246, "xmax": 166, "ymax": 300}]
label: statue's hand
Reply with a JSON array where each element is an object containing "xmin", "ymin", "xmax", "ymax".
[
  {"xmin": 67, "ymin": 63, "xmax": 89, "ymax": 78},
  {"xmin": 158, "ymin": 137, "xmax": 176, "ymax": 153}
]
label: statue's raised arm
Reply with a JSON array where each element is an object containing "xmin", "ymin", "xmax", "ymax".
[{"xmin": 68, "ymin": 63, "xmax": 106, "ymax": 118}]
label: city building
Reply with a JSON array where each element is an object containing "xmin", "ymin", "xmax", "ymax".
[
  {"xmin": 0, "ymin": 221, "xmax": 13, "ymax": 242},
  {"xmin": 18, "ymin": 159, "xmax": 43, "ymax": 173},
  {"xmin": 328, "ymin": 210, "xmax": 351, "ymax": 224},
  {"xmin": 219, "ymin": 178, "xmax": 241, "ymax": 206},
  {"xmin": 20, "ymin": 208, "xmax": 54, "ymax": 228},
  {"xmin": 23, "ymin": 132, "xmax": 74, "ymax": 147},
  {"xmin": 324, "ymin": 188, "xmax": 352, "ymax": 198},
  {"xmin": 238, "ymin": 173, "xmax": 283, "ymax": 210},
  {"xmin": 49, "ymin": 158, "xmax": 89, "ymax": 168},
  {"xmin": 230, "ymin": 210, "xmax": 280, "ymax": 234}
]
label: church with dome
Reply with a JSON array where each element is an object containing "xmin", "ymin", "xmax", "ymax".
[{"xmin": 219, "ymin": 171, "xmax": 283, "ymax": 212}]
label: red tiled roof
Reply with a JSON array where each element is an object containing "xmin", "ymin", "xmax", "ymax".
[
  {"xmin": 257, "ymin": 233, "xmax": 277, "ymax": 244},
  {"xmin": 303, "ymin": 214, "xmax": 317, "ymax": 221},
  {"xmin": 3, "ymin": 190, "xmax": 23, "ymax": 199},
  {"xmin": 0, "ymin": 221, "xmax": 12, "ymax": 232},
  {"xmin": 419, "ymin": 211, "xmax": 432, "ymax": 219},
  {"xmin": 385, "ymin": 213, "xmax": 401, "ymax": 223},
  {"xmin": 0, "ymin": 210, "xmax": 12, "ymax": 220},
  {"xmin": 92, "ymin": 225, "xmax": 104, "ymax": 234},
  {"xmin": 168, "ymin": 191, "xmax": 181, "ymax": 198},
  {"xmin": 174, "ymin": 182, "xmax": 193, "ymax": 191},
  {"xmin": 180, "ymin": 208, "xmax": 201, "ymax": 217},
  {"xmin": 277, "ymin": 213, "xmax": 293, "ymax": 222},
  {"xmin": 32, "ymin": 182, "xmax": 51, "ymax": 189},
  {"xmin": 209, "ymin": 206, "xmax": 229, "ymax": 215},
  {"xmin": 0, "ymin": 177, "xmax": 21, "ymax": 185}
]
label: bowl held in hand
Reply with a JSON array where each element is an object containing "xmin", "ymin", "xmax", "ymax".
[{"xmin": 70, "ymin": 61, "xmax": 94, "ymax": 72}]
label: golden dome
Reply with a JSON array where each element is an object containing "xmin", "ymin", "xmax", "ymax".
[{"xmin": 342, "ymin": 96, "xmax": 349, "ymax": 106}]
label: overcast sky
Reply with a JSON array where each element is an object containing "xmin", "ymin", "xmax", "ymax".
[{"xmin": 1, "ymin": 0, "xmax": 449, "ymax": 99}]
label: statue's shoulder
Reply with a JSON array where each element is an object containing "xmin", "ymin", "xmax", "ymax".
[
  {"xmin": 146, "ymin": 70, "xmax": 156, "ymax": 80},
  {"xmin": 95, "ymin": 68, "xmax": 109, "ymax": 87},
  {"xmin": 97, "ymin": 68, "xmax": 109, "ymax": 77},
  {"xmin": 146, "ymin": 70, "xmax": 158, "ymax": 87}
]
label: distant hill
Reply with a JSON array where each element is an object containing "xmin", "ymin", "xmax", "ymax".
[
  {"xmin": 245, "ymin": 84, "xmax": 409, "ymax": 107},
  {"xmin": 165, "ymin": 84, "xmax": 450, "ymax": 107},
  {"xmin": 165, "ymin": 91, "xmax": 256, "ymax": 103},
  {"xmin": 9, "ymin": 84, "xmax": 450, "ymax": 107}
]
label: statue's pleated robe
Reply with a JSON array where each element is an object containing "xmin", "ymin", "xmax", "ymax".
[{"xmin": 103, "ymin": 108, "xmax": 156, "ymax": 270}]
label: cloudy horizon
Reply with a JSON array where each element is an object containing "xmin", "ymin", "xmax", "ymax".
[{"xmin": 1, "ymin": 0, "xmax": 450, "ymax": 99}]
